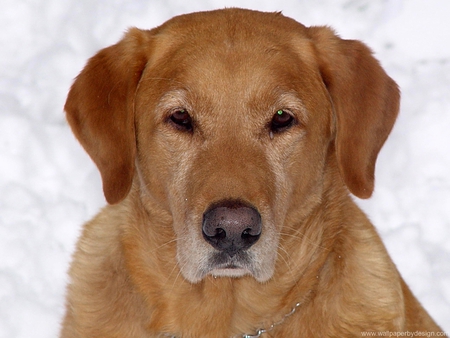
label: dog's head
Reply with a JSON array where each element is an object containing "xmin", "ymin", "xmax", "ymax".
[{"xmin": 65, "ymin": 9, "xmax": 399, "ymax": 283}]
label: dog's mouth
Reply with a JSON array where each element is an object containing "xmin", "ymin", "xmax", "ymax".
[
  {"xmin": 206, "ymin": 251, "xmax": 255, "ymax": 278},
  {"xmin": 177, "ymin": 239, "xmax": 277, "ymax": 283}
]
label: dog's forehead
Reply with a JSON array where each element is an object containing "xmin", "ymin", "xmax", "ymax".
[
  {"xmin": 144, "ymin": 10, "xmax": 319, "ymax": 107},
  {"xmin": 156, "ymin": 8, "xmax": 308, "ymax": 43},
  {"xmin": 150, "ymin": 9, "xmax": 314, "ymax": 68}
]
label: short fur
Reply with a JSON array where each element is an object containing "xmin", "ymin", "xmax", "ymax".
[{"xmin": 61, "ymin": 8, "xmax": 442, "ymax": 337}]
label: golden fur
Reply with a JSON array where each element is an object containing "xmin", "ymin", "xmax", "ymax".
[{"xmin": 61, "ymin": 8, "xmax": 442, "ymax": 337}]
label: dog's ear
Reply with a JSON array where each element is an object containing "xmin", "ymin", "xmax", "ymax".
[
  {"xmin": 308, "ymin": 27, "xmax": 400, "ymax": 199},
  {"xmin": 65, "ymin": 28, "xmax": 151, "ymax": 204}
]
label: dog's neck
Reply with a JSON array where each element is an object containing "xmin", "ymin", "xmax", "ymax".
[{"xmin": 161, "ymin": 300, "xmax": 303, "ymax": 338}]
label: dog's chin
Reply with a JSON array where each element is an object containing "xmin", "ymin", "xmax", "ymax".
[
  {"xmin": 206, "ymin": 264, "xmax": 273, "ymax": 283},
  {"xmin": 209, "ymin": 266, "xmax": 250, "ymax": 279}
]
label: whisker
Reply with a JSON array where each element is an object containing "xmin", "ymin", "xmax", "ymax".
[
  {"xmin": 155, "ymin": 237, "xmax": 179, "ymax": 250},
  {"xmin": 168, "ymin": 255, "xmax": 190, "ymax": 293},
  {"xmin": 278, "ymin": 227, "xmax": 331, "ymax": 252},
  {"xmin": 276, "ymin": 244, "xmax": 295, "ymax": 277}
]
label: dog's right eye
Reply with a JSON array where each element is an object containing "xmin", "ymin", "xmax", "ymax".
[
  {"xmin": 270, "ymin": 109, "xmax": 295, "ymax": 133},
  {"xmin": 168, "ymin": 109, "xmax": 193, "ymax": 132}
]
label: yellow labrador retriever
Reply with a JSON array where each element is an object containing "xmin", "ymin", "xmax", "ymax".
[{"xmin": 61, "ymin": 8, "xmax": 443, "ymax": 337}]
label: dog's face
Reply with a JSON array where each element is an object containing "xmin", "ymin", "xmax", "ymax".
[
  {"xmin": 65, "ymin": 9, "xmax": 399, "ymax": 283},
  {"xmin": 134, "ymin": 21, "xmax": 333, "ymax": 282}
]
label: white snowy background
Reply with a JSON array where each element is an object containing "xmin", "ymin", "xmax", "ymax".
[{"xmin": 1, "ymin": 0, "xmax": 449, "ymax": 336}]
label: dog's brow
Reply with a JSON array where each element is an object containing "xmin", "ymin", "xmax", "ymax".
[
  {"xmin": 275, "ymin": 92, "xmax": 308, "ymax": 121},
  {"xmin": 144, "ymin": 77, "xmax": 186, "ymax": 87},
  {"xmin": 156, "ymin": 89, "xmax": 190, "ymax": 111}
]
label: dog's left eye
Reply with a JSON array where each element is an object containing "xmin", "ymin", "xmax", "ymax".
[
  {"xmin": 169, "ymin": 109, "xmax": 193, "ymax": 132},
  {"xmin": 270, "ymin": 110, "xmax": 295, "ymax": 132}
]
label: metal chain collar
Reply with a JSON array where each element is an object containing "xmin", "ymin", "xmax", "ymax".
[
  {"xmin": 162, "ymin": 301, "xmax": 302, "ymax": 338},
  {"xmin": 241, "ymin": 302, "xmax": 301, "ymax": 338}
]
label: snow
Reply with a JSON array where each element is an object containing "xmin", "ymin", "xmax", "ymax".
[{"xmin": 0, "ymin": 0, "xmax": 449, "ymax": 336}]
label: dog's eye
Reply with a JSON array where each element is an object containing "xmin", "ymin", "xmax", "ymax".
[
  {"xmin": 270, "ymin": 110, "xmax": 295, "ymax": 133},
  {"xmin": 169, "ymin": 109, "xmax": 193, "ymax": 132}
]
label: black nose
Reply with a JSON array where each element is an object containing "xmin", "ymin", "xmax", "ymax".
[{"xmin": 202, "ymin": 200, "xmax": 262, "ymax": 257}]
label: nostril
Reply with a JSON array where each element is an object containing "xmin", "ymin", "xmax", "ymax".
[
  {"xmin": 240, "ymin": 227, "xmax": 260, "ymax": 246},
  {"xmin": 204, "ymin": 227, "xmax": 226, "ymax": 245},
  {"xmin": 242, "ymin": 225, "xmax": 261, "ymax": 236},
  {"xmin": 216, "ymin": 228, "xmax": 226, "ymax": 238}
]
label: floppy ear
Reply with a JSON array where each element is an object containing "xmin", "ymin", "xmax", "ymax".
[
  {"xmin": 65, "ymin": 28, "xmax": 151, "ymax": 204},
  {"xmin": 308, "ymin": 27, "xmax": 400, "ymax": 199}
]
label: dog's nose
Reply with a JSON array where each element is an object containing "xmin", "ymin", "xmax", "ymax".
[{"xmin": 202, "ymin": 200, "xmax": 262, "ymax": 257}]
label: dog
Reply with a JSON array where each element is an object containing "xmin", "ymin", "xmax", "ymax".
[{"xmin": 60, "ymin": 8, "xmax": 443, "ymax": 337}]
